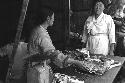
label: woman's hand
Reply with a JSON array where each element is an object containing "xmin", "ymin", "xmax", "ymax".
[
  {"xmin": 114, "ymin": 20, "xmax": 122, "ymax": 26},
  {"xmin": 67, "ymin": 58, "xmax": 84, "ymax": 68}
]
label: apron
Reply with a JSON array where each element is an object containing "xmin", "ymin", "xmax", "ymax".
[
  {"xmin": 86, "ymin": 16, "xmax": 109, "ymax": 56},
  {"xmin": 27, "ymin": 61, "xmax": 54, "ymax": 83}
]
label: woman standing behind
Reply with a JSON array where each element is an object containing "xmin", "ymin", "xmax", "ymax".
[
  {"xmin": 82, "ymin": 0, "xmax": 115, "ymax": 56},
  {"xmin": 113, "ymin": 4, "xmax": 125, "ymax": 57}
]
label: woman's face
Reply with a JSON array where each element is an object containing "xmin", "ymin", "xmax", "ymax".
[
  {"xmin": 94, "ymin": 2, "xmax": 105, "ymax": 15},
  {"xmin": 48, "ymin": 13, "xmax": 54, "ymax": 26},
  {"xmin": 115, "ymin": 5, "xmax": 125, "ymax": 18}
]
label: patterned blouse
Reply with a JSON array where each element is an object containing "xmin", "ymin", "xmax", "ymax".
[{"xmin": 27, "ymin": 25, "xmax": 67, "ymax": 68}]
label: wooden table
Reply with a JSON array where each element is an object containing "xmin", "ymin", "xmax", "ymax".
[
  {"xmin": 55, "ymin": 56, "xmax": 125, "ymax": 83},
  {"xmin": 84, "ymin": 56, "xmax": 125, "ymax": 83}
]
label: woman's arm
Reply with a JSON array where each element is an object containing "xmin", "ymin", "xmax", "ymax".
[
  {"xmin": 114, "ymin": 20, "xmax": 122, "ymax": 26},
  {"xmin": 50, "ymin": 50, "xmax": 84, "ymax": 68},
  {"xmin": 109, "ymin": 43, "xmax": 115, "ymax": 56},
  {"xmin": 108, "ymin": 16, "xmax": 116, "ymax": 56},
  {"xmin": 81, "ymin": 21, "xmax": 89, "ymax": 47},
  {"xmin": 64, "ymin": 57, "xmax": 84, "ymax": 68}
]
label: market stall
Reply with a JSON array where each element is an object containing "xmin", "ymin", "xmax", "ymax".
[
  {"xmin": 52, "ymin": 49, "xmax": 125, "ymax": 83},
  {"xmin": 1, "ymin": 0, "xmax": 125, "ymax": 83}
]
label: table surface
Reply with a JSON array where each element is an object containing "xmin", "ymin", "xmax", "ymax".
[
  {"xmin": 84, "ymin": 56, "xmax": 125, "ymax": 83},
  {"xmin": 55, "ymin": 56, "xmax": 125, "ymax": 83}
]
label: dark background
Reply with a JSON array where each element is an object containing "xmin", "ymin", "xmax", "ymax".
[
  {"xmin": 0, "ymin": 0, "xmax": 94, "ymax": 49},
  {"xmin": 0, "ymin": 1, "xmax": 93, "ymax": 82},
  {"xmin": 0, "ymin": 0, "xmax": 120, "ymax": 83}
]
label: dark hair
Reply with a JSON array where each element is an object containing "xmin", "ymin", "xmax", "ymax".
[
  {"xmin": 26, "ymin": 8, "xmax": 54, "ymax": 42},
  {"xmin": 32, "ymin": 7, "xmax": 54, "ymax": 26},
  {"xmin": 90, "ymin": 0, "xmax": 108, "ymax": 15}
]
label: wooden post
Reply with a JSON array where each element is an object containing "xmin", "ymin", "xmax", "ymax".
[
  {"xmin": 64, "ymin": 0, "xmax": 71, "ymax": 49},
  {"xmin": 5, "ymin": 0, "xmax": 29, "ymax": 83},
  {"xmin": 68, "ymin": 0, "xmax": 71, "ymax": 43}
]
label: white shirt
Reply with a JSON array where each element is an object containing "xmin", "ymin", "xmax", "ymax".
[
  {"xmin": 84, "ymin": 12, "xmax": 115, "ymax": 44},
  {"xmin": 82, "ymin": 12, "xmax": 115, "ymax": 55}
]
